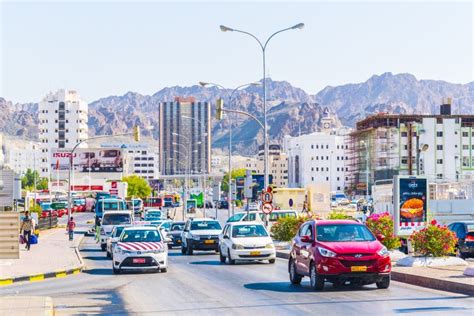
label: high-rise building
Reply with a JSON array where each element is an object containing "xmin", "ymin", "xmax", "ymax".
[
  {"xmin": 38, "ymin": 89, "xmax": 88, "ymax": 177},
  {"xmin": 5, "ymin": 141, "xmax": 41, "ymax": 175},
  {"xmin": 159, "ymin": 97, "xmax": 211, "ymax": 176}
]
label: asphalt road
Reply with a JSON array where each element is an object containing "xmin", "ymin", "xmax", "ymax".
[{"xmin": 1, "ymin": 214, "xmax": 473, "ymax": 315}]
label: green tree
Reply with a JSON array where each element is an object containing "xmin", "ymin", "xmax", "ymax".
[
  {"xmin": 221, "ymin": 168, "xmax": 247, "ymax": 192},
  {"xmin": 21, "ymin": 169, "xmax": 48, "ymax": 191},
  {"xmin": 122, "ymin": 175, "xmax": 152, "ymax": 199}
]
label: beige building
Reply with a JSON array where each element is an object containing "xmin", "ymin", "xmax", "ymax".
[{"xmin": 235, "ymin": 145, "xmax": 288, "ymax": 188}]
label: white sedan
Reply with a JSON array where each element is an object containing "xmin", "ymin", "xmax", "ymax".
[
  {"xmin": 113, "ymin": 226, "xmax": 169, "ymax": 274},
  {"xmin": 218, "ymin": 221, "xmax": 276, "ymax": 264}
]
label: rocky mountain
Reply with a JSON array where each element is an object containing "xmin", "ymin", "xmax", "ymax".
[
  {"xmin": 315, "ymin": 72, "xmax": 474, "ymax": 126},
  {"xmin": 2, "ymin": 73, "xmax": 473, "ymax": 155}
]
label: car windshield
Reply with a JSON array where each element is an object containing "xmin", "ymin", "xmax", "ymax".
[
  {"xmin": 102, "ymin": 214, "xmax": 131, "ymax": 225},
  {"xmin": 191, "ymin": 221, "xmax": 222, "ymax": 230},
  {"xmin": 121, "ymin": 229, "xmax": 161, "ymax": 242},
  {"xmin": 232, "ymin": 224, "xmax": 268, "ymax": 238},
  {"xmin": 467, "ymin": 224, "xmax": 474, "ymax": 232},
  {"xmin": 317, "ymin": 224, "xmax": 376, "ymax": 242},
  {"xmin": 113, "ymin": 226, "xmax": 126, "ymax": 237},
  {"xmin": 171, "ymin": 223, "xmax": 184, "ymax": 231},
  {"xmin": 227, "ymin": 213, "xmax": 246, "ymax": 222},
  {"xmin": 99, "ymin": 201, "xmax": 126, "ymax": 211}
]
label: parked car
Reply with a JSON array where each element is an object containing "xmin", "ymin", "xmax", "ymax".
[
  {"xmin": 448, "ymin": 221, "xmax": 474, "ymax": 258},
  {"xmin": 181, "ymin": 218, "xmax": 222, "ymax": 255},
  {"xmin": 219, "ymin": 221, "xmax": 275, "ymax": 264},
  {"xmin": 288, "ymin": 219, "xmax": 391, "ymax": 290}
]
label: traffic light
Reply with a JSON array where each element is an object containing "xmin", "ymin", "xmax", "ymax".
[
  {"xmin": 216, "ymin": 98, "xmax": 224, "ymax": 120},
  {"xmin": 133, "ymin": 125, "xmax": 140, "ymax": 142}
]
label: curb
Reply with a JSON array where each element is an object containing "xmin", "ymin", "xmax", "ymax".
[
  {"xmin": 276, "ymin": 251, "xmax": 474, "ymax": 296},
  {"xmin": 0, "ymin": 233, "xmax": 86, "ymax": 287},
  {"xmin": 391, "ymin": 270, "xmax": 474, "ymax": 296}
]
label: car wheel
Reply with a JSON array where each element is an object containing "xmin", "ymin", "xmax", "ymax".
[
  {"xmin": 289, "ymin": 258, "xmax": 302, "ymax": 285},
  {"xmin": 456, "ymin": 248, "xmax": 466, "ymax": 259},
  {"xmin": 187, "ymin": 241, "xmax": 194, "ymax": 255},
  {"xmin": 101, "ymin": 244, "xmax": 106, "ymax": 251},
  {"xmin": 269, "ymin": 259, "xmax": 276, "ymax": 264},
  {"xmin": 219, "ymin": 247, "xmax": 226, "ymax": 263},
  {"xmin": 228, "ymin": 250, "xmax": 235, "ymax": 265},
  {"xmin": 160, "ymin": 267, "xmax": 168, "ymax": 273},
  {"xmin": 167, "ymin": 244, "xmax": 172, "ymax": 250},
  {"xmin": 181, "ymin": 244, "xmax": 186, "ymax": 255},
  {"xmin": 309, "ymin": 262, "xmax": 324, "ymax": 290},
  {"xmin": 376, "ymin": 276, "xmax": 390, "ymax": 289},
  {"xmin": 112, "ymin": 265, "xmax": 120, "ymax": 274}
]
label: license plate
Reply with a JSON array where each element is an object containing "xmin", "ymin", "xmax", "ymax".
[
  {"xmin": 250, "ymin": 251, "xmax": 261, "ymax": 256},
  {"xmin": 204, "ymin": 240, "xmax": 214, "ymax": 244},
  {"xmin": 133, "ymin": 258, "xmax": 146, "ymax": 264},
  {"xmin": 351, "ymin": 266, "xmax": 367, "ymax": 272}
]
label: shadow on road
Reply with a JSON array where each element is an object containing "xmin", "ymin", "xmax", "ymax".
[
  {"xmin": 244, "ymin": 281, "xmax": 382, "ymax": 293},
  {"xmin": 82, "ymin": 255, "xmax": 109, "ymax": 261},
  {"xmin": 83, "ymin": 268, "xmax": 112, "ymax": 275},
  {"xmin": 189, "ymin": 260, "xmax": 222, "ymax": 266}
]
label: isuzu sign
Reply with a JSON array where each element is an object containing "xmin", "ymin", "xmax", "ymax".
[{"xmin": 393, "ymin": 175, "xmax": 428, "ymax": 236}]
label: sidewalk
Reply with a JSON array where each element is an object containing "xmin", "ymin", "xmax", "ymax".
[
  {"xmin": 0, "ymin": 296, "xmax": 53, "ymax": 316},
  {"xmin": 275, "ymin": 250, "xmax": 474, "ymax": 295},
  {"xmin": 0, "ymin": 227, "xmax": 84, "ymax": 284}
]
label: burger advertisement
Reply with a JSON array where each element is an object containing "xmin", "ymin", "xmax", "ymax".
[{"xmin": 393, "ymin": 176, "xmax": 428, "ymax": 236}]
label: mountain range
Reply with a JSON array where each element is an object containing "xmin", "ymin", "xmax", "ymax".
[{"xmin": 2, "ymin": 72, "xmax": 473, "ymax": 155}]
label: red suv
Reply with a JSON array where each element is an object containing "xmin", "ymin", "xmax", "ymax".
[{"xmin": 289, "ymin": 220, "xmax": 391, "ymax": 290}]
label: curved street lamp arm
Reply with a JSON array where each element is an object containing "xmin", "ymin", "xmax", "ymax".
[
  {"xmin": 231, "ymin": 29, "xmax": 264, "ymax": 50},
  {"xmin": 263, "ymin": 26, "xmax": 296, "ymax": 50}
]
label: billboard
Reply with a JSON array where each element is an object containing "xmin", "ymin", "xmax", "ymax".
[
  {"xmin": 393, "ymin": 176, "xmax": 428, "ymax": 236},
  {"xmin": 51, "ymin": 148, "xmax": 124, "ymax": 173}
]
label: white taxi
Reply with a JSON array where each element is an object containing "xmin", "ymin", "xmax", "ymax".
[
  {"xmin": 218, "ymin": 221, "xmax": 276, "ymax": 264},
  {"xmin": 112, "ymin": 226, "xmax": 169, "ymax": 274}
]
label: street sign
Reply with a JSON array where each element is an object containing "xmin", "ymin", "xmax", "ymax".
[
  {"xmin": 260, "ymin": 191, "xmax": 273, "ymax": 203},
  {"xmin": 261, "ymin": 202, "xmax": 273, "ymax": 215},
  {"xmin": 51, "ymin": 202, "xmax": 66, "ymax": 210}
]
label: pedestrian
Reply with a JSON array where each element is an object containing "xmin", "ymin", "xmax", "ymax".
[
  {"xmin": 67, "ymin": 216, "xmax": 76, "ymax": 241},
  {"xmin": 20, "ymin": 211, "xmax": 33, "ymax": 251}
]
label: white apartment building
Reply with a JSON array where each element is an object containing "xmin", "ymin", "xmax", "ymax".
[
  {"xmin": 284, "ymin": 111, "xmax": 350, "ymax": 192},
  {"xmin": 38, "ymin": 90, "xmax": 88, "ymax": 177},
  {"xmin": 125, "ymin": 146, "xmax": 159, "ymax": 180},
  {"xmin": 0, "ymin": 134, "xmax": 4, "ymax": 167},
  {"xmin": 5, "ymin": 141, "xmax": 41, "ymax": 175}
]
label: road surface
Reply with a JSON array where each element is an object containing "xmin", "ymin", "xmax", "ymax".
[{"xmin": 1, "ymin": 214, "xmax": 472, "ymax": 315}]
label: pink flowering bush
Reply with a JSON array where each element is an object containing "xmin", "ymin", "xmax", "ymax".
[
  {"xmin": 410, "ymin": 220, "xmax": 457, "ymax": 257},
  {"xmin": 366, "ymin": 212, "xmax": 401, "ymax": 250}
]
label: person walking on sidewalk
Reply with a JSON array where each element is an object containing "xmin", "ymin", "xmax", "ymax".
[
  {"xmin": 20, "ymin": 211, "xmax": 33, "ymax": 251},
  {"xmin": 67, "ymin": 217, "xmax": 76, "ymax": 241}
]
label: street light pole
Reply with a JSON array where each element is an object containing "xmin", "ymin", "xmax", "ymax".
[
  {"xmin": 199, "ymin": 81, "xmax": 261, "ymax": 217},
  {"xmin": 220, "ymin": 23, "xmax": 304, "ymax": 191}
]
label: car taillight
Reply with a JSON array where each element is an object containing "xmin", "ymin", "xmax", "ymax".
[{"xmin": 465, "ymin": 234, "xmax": 474, "ymax": 242}]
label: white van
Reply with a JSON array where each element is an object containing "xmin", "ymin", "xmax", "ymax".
[
  {"xmin": 227, "ymin": 210, "xmax": 298, "ymax": 230},
  {"xmin": 100, "ymin": 210, "xmax": 133, "ymax": 251}
]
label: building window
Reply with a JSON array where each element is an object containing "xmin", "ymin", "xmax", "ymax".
[
  {"xmin": 437, "ymin": 159, "xmax": 443, "ymax": 164},
  {"xmin": 311, "ymin": 167, "xmax": 314, "ymax": 171},
  {"xmin": 326, "ymin": 145, "xmax": 329, "ymax": 149},
  {"xmin": 326, "ymin": 177, "xmax": 329, "ymax": 181},
  {"xmin": 437, "ymin": 131, "xmax": 443, "ymax": 137},
  {"xmin": 311, "ymin": 177, "xmax": 314, "ymax": 181},
  {"xmin": 463, "ymin": 145, "xmax": 469, "ymax": 150},
  {"xmin": 462, "ymin": 131, "xmax": 469, "ymax": 137},
  {"xmin": 436, "ymin": 118, "xmax": 443, "ymax": 124},
  {"xmin": 437, "ymin": 174, "xmax": 443, "ymax": 179},
  {"xmin": 401, "ymin": 132, "xmax": 408, "ymax": 137},
  {"xmin": 326, "ymin": 156, "xmax": 329, "ymax": 160},
  {"xmin": 437, "ymin": 145, "xmax": 443, "ymax": 150},
  {"xmin": 463, "ymin": 157, "xmax": 469, "ymax": 167},
  {"xmin": 311, "ymin": 145, "xmax": 314, "ymax": 149},
  {"xmin": 401, "ymin": 158, "xmax": 408, "ymax": 165}
]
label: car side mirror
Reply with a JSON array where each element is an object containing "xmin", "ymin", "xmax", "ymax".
[
  {"xmin": 164, "ymin": 237, "xmax": 172, "ymax": 243},
  {"xmin": 223, "ymin": 235, "xmax": 229, "ymax": 239},
  {"xmin": 301, "ymin": 235, "xmax": 312, "ymax": 243}
]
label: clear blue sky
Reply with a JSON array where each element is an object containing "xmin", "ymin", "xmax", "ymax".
[{"xmin": 1, "ymin": 1, "xmax": 473, "ymax": 103}]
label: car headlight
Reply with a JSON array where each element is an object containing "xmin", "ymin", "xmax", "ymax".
[
  {"xmin": 378, "ymin": 246, "xmax": 389, "ymax": 257},
  {"xmin": 318, "ymin": 247, "xmax": 337, "ymax": 258},
  {"xmin": 191, "ymin": 234, "xmax": 201, "ymax": 241},
  {"xmin": 232, "ymin": 244, "xmax": 244, "ymax": 250},
  {"xmin": 153, "ymin": 248, "xmax": 166, "ymax": 254},
  {"xmin": 265, "ymin": 243, "xmax": 274, "ymax": 249}
]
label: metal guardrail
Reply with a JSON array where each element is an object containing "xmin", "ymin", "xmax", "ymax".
[{"xmin": 38, "ymin": 215, "xmax": 58, "ymax": 230}]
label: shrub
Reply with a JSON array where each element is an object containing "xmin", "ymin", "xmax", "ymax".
[
  {"xmin": 29, "ymin": 202, "xmax": 42, "ymax": 216},
  {"xmin": 327, "ymin": 211, "xmax": 352, "ymax": 220},
  {"xmin": 410, "ymin": 219, "xmax": 457, "ymax": 257},
  {"xmin": 366, "ymin": 212, "xmax": 401, "ymax": 250},
  {"xmin": 271, "ymin": 216, "xmax": 306, "ymax": 241},
  {"xmin": 234, "ymin": 200, "xmax": 243, "ymax": 207}
]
